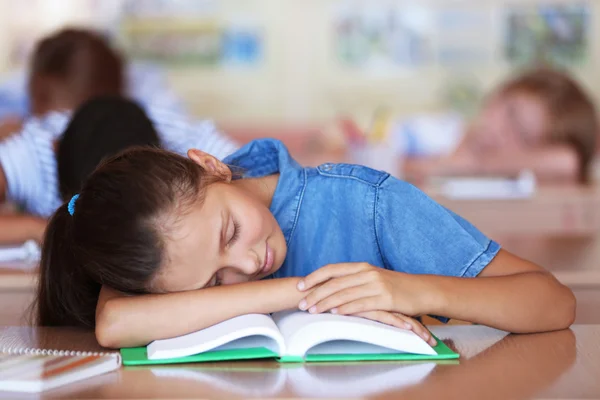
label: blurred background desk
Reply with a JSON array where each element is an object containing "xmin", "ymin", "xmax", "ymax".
[
  {"xmin": 0, "ymin": 324, "xmax": 596, "ymax": 399},
  {"xmin": 0, "ymin": 266, "xmax": 36, "ymax": 325},
  {"xmin": 431, "ymin": 185, "xmax": 600, "ymax": 236}
]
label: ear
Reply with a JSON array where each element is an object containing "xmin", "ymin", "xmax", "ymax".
[{"xmin": 187, "ymin": 149, "xmax": 232, "ymax": 182}]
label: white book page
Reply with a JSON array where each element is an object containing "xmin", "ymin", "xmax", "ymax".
[
  {"xmin": 271, "ymin": 311, "xmax": 435, "ymax": 358},
  {"xmin": 287, "ymin": 362, "xmax": 436, "ymax": 397},
  {"xmin": 147, "ymin": 314, "xmax": 285, "ymax": 360}
]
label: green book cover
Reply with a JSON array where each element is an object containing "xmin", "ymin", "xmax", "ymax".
[{"xmin": 120, "ymin": 333, "xmax": 458, "ymax": 366}]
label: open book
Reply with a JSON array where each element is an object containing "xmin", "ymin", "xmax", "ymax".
[{"xmin": 120, "ymin": 311, "xmax": 458, "ymax": 365}]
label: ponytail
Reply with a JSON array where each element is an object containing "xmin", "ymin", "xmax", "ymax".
[
  {"xmin": 32, "ymin": 146, "xmax": 215, "ymax": 327},
  {"xmin": 33, "ymin": 203, "xmax": 100, "ymax": 327}
]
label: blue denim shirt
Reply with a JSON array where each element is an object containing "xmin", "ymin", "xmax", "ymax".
[{"xmin": 224, "ymin": 139, "xmax": 501, "ymax": 282}]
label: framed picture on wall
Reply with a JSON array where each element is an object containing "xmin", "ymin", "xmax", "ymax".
[
  {"xmin": 503, "ymin": 2, "xmax": 590, "ymax": 67},
  {"xmin": 333, "ymin": 3, "xmax": 435, "ymax": 73},
  {"xmin": 117, "ymin": 0, "xmax": 263, "ymax": 67}
]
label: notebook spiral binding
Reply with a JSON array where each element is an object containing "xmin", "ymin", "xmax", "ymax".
[{"xmin": 0, "ymin": 346, "xmax": 122, "ymax": 362}]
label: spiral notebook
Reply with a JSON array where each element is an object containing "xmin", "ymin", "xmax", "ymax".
[{"xmin": 0, "ymin": 346, "xmax": 121, "ymax": 393}]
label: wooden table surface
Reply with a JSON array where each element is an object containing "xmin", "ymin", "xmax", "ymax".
[
  {"xmin": 432, "ymin": 184, "xmax": 600, "ymax": 236},
  {"xmin": 0, "ymin": 324, "xmax": 597, "ymax": 399}
]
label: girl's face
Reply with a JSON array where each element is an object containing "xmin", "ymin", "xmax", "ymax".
[
  {"xmin": 471, "ymin": 91, "xmax": 549, "ymax": 151},
  {"xmin": 153, "ymin": 152, "xmax": 287, "ymax": 293}
]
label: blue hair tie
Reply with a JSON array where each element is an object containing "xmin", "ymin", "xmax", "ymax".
[{"xmin": 67, "ymin": 194, "xmax": 80, "ymax": 216}]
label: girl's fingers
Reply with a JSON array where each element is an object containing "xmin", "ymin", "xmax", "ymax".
[
  {"xmin": 332, "ymin": 296, "xmax": 387, "ymax": 316},
  {"xmin": 395, "ymin": 314, "xmax": 436, "ymax": 346},
  {"xmin": 353, "ymin": 311, "xmax": 436, "ymax": 347},
  {"xmin": 298, "ymin": 263, "xmax": 372, "ymax": 291},
  {"xmin": 302, "ymin": 286, "xmax": 378, "ymax": 314},
  {"xmin": 299, "ymin": 273, "xmax": 371, "ymax": 311},
  {"xmin": 353, "ymin": 311, "xmax": 412, "ymax": 330}
]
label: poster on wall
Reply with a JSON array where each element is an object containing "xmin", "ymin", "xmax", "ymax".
[
  {"xmin": 221, "ymin": 19, "xmax": 263, "ymax": 68},
  {"xmin": 333, "ymin": 3, "xmax": 434, "ymax": 73},
  {"xmin": 503, "ymin": 2, "xmax": 590, "ymax": 67},
  {"xmin": 118, "ymin": 0, "xmax": 263, "ymax": 67}
]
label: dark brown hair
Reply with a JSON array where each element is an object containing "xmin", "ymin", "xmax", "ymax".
[
  {"xmin": 57, "ymin": 96, "xmax": 161, "ymax": 200},
  {"xmin": 35, "ymin": 147, "xmax": 217, "ymax": 327},
  {"xmin": 499, "ymin": 68, "xmax": 598, "ymax": 183},
  {"xmin": 28, "ymin": 28, "xmax": 124, "ymax": 114}
]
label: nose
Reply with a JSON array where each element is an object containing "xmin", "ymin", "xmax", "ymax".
[
  {"xmin": 235, "ymin": 254, "xmax": 259, "ymax": 275},
  {"xmin": 220, "ymin": 250, "xmax": 261, "ymax": 284}
]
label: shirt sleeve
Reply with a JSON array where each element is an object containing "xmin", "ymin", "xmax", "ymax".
[
  {"xmin": 0, "ymin": 113, "xmax": 67, "ymax": 216},
  {"xmin": 0, "ymin": 129, "xmax": 36, "ymax": 206},
  {"xmin": 375, "ymin": 177, "xmax": 501, "ymax": 278},
  {"xmin": 374, "ymin": 178, "xmax": 501, "ymax": 323}
]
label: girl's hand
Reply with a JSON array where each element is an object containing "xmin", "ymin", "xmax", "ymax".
[
  {"xmin": 297, "ymin": 262, "xmax": 432, "ymax": 318},
  {"xmin": 352, "ymin": 310, "xmax": 437, "ymax": 347}
]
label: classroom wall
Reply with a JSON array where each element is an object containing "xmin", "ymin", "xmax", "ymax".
[{"xmin": 0, "ymin": 0, "xmax": 598, "ymax": 127}]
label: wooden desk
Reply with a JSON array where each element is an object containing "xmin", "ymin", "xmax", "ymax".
[
  {"xmin": 0, "ymin": 325, "xmax": 597, "ymax": 399},
  {"xmin": 0, "ymin": 267, "xmax": 36, "ymax": 325},
  {"xmin": 0, "ymin": 268, "xmax": 36, "ymax": 290},
  {"xmin": 431, "ymin": 185, "xmax": 600, "ymax": 236}
]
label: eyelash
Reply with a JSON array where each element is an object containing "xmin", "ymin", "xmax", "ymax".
[
  {"xmin": 212, "ymin": 219, "xmax": 239, "ymax": 288},
  {"xmin": 228, "ymin": 219, "xmax": 241, "ymax": 246}
]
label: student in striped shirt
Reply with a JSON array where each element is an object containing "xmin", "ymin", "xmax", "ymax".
[{"xmin": 0, "ymin": 31, "xmax": 237, "ymax": 244}]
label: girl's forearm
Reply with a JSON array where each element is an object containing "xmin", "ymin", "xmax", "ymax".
[
  {"xmin": 95, "ymin": 277, "xmax": 302, "ymax": 348},
  {"xmin": 420, "ymin": 272, "xmax": 575, "ymax": 333},
  {"xmin": 478, "ymin": 149, "xmax": 578, "ymax": 182}
]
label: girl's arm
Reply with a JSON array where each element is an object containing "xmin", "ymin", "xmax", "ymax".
[
  {"xmin": 443, "ymin": 142, "xmax": 579, "ymax": 183},
  {"xmin": 297, "ymin": 250, "xmax": 575, "ymax": 333},
  {"xmin": 417, "ymin": 250, "xmax": 576, "ymax": 332},
  {"xmin": 95, "ymin": 277, "xmax": 304, "ymax": 348}
]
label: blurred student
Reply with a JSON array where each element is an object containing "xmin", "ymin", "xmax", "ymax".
[
  {"xmin": 0, "ymin": 29, "xmax": 184, "ymax": 125},
  {"xmin": 0, "ymin": 30, "xmax": 237, "ymax": 244},
  {"xmin": 400, "ymin": 68, "xmax": 598, "ymax": 184}
]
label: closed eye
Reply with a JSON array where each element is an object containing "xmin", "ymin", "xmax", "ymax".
[{"xmin": 228, "ymin": 219, "xmax": 240, "ymax": 246}]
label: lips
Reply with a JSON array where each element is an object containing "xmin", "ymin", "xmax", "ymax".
[{"xmin": 261, "ymin": 242, "xmax": 274, "ymax": 275}]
